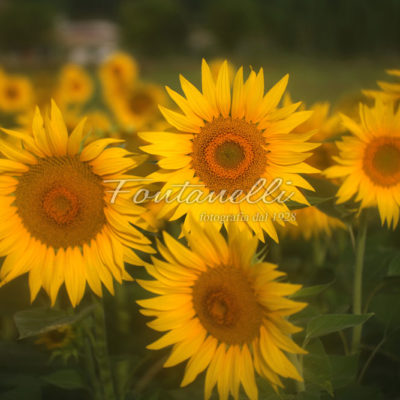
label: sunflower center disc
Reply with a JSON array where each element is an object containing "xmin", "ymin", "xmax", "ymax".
[
  {"xmin": 129, "ymin": 91, "xmax": 154, "ymax": 114},
  {"xmin": 6, "ymin": 86, "xmax": 18, "ymax": 100},
  {"xmin": 15, "ymin": 156, "xmax": 106, "ymax": 249},
  {"xmin": 193, "ymin": 117, "xmax": 267, "ymax": 194},
  {"xmin": 192, "ymin": 266, "xmax": 262, "ymax": 344},
  {"xmin": 42, "ymin": 186, "xmax": 80, "ymax": 225},
  {"xmin": 363, "ymin": 138, "xmax": 400, "ymax": 187},
  {"xmin": 47, "ymin": 328, "xmax": 68, "ymax": 344}
]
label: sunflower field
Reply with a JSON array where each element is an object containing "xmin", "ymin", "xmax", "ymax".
[{"xmin": 0, "ymin": 1, "xmax": 400, "ymax": 400}]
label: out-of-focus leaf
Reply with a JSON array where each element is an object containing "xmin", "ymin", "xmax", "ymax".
[
  {"xmin": 330, "ymin": 383, "xmax": 384, "ymax": 400},
  {"xmin": 113, "ymin": 356, "xmax": 140, "ymax": 399},
  {"xmin": 292, "ymin": 282, "xmax": 333, "ymax": 298},
  {"xmin": 306, "ymin": 313, "xmax": 373, "ymax": 340},
  {"xmin": 290, "ymin": 305, "xmax": 320, "ymax": 328},
  {"xmin": 387, "ymin": 253, "xmax": 400, "ymax": 276},
  {"xmin": 0, "ymin": 375, "xmax": 41, "ymax": 400},
  {"xmin": 303, "ymin": 339, "xmax": 333, "ymax": 395},
  {"xmin": 297, "ymin": 391, "xmax": 321, "ymax": 400},
  {"xmin": 41, "ymin": 369, "xmax": 86, "ymax": 390},
  {"xmin": 14, "ymin": 306, "xmax": 94, "ymax": 339},
  {"xmin": 329, "ymin": 355, "xmax": 358, "ymax": 389},
  {"xmin": 0, "ymin": 386, "xmax": 41, "ymax": 400},
  {"xmin": 370, "ymin": 293, "xmax": 400, "ymax": 329}
]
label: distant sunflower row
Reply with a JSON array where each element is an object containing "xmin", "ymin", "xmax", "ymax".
[{"xmin": 0, "ymin": 55, "xmax": 399, "ymax": 399}]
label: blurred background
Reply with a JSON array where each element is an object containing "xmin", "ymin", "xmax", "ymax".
[{"xmin": 0, "ymin": 0, "xmax": 400, "ymax": 103}]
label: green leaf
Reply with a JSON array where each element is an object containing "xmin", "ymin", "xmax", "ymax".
[
  {"xmin": 14, "ymin": 305, "xmax": 94, "ymax": 339},
  {"xmin": 306, "ymin": 313, "xmax": 373, "ymax": 340},
  {"xmin": 41, "ymin": 369, "xmax": 86, "ymax": 390},
  {"xmin": 387, "ymin": 253, "xmax": 400, "ymax": 276},
  {"xmin": 303, "ymin": 175, "xmax": 339, "ymax": 201},
  {"xmin": 0, "ymin": 376, "xmax": 42, "ymax": 400},
  {"xmin": 297, "ymin": 391, "xmax": 321, "ymax": 400},
  {"xmin": 303, "ymin": 339, "xmax": 333, "ymax": 395},
  {"xmin": 333, "ymin": 383, "xmax": 384, "ymax": 400},
  {"xmin": 329, "ymin": 355, "xmax": 358, "ymax": 389},
  {"xmin": 292, "ymin": 282, "xmax": 333, "ymax": 298},
  {"xmin": 0, "ymin": 386, "xmax": 41, "ymax": 400}
]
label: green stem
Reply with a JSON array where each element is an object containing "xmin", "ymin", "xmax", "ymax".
[
  {"xmin": 91, "ymin": 296, "xmax": 117, "ymax": 400},
  {"xmin": 351, "ymin": 210, "xmax": 368, "ymax": 354},
  {"xmin": 357, "ymin": 334, "xmax": 386, "ymax": 383},
  {"xmin": 338, "ymin": 330, "xmax": 349, "ymax": 356},
  {"xmin": 363, "ymin": 281, "xmax": 385, "ymax": 314},
  {"xmin": 83, "ymin": 335, "xmax": 103, "ymax": 400}
]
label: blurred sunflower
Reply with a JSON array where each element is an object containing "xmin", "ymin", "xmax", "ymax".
[
  {"xmin": 56, "ymin": 64, "xmax": 93, "ymax": 106},
  {"xmin": 0, "ymin": 72, "xmax": 34, "ymax": 113},
  {"xmin": 139, "ymin": 60, "xmax": 319, "ymax": 242},
  {"xmin": 110, "ymin": 83, "xmax": 165, "ymax": 131},
  {"xmin": 61, "ymin": 108, "xmax": 115, "ymax": 138},
  {"xmin": 288, "ymin": 99, "xmax": 342, "ymax": 171},
  {"xmin": 138, "ymin": 222, "xmax": 306, "ymax": 398},
  {"xmin": 326, "ymin": 98, "xmax": 400, "ymax": 228},
  {"xmin": 35, "ymin": 325, "xmax": 74, "ymax": 350},
  {"xmin": 363, "ymin": 69, "xmax": 400, "ymax": 102},
  {"xmin": 0, "ymin": 101, "xmax": 153, "ymax": 306},
  {"xmin": 99, "ymin": 52, "xmax": 138, "ymax": 97},
  {"xmin": 284, "ymin": 206, "xmax": 345, "ymax": 240}
]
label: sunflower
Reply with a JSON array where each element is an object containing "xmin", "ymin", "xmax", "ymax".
[
  {"xmin": 363, "ymin": 69, "xmax": 400, "ymax": 102},
  {"xmin": 0, "ymin": 72, "xmax": 34, "ymax": 113},
  {"xmin": 99, "ymin": 52, "xmax": 138, "ymax": 98},
  {"xmin": 60, "ymin": 108, "xmax": 115, "ymax": 139},
  {"xmin": 110, "ymin": 83, "xmax": 165, "ymax": 131},
  {"xmin": 137, "ymin": 221, "xmax": 306, "ymax": 399},
  {"xmin": 289, "ymin": 101, "xmax": 341, "ymax": 170},
  {"xmin": 0, "ymin": 101, "xmax": 153, "ymax": 306},
  {"xmin": 35, "ymin": 325, "xmax": 74, "ymax": 350},
  {"xmin": 56, "ymin": 64, "xmax": 93, "ymax": 106},
  {"xmin": 283, "ymin": 206, "xmax": 345, "ymax": 240},
  {"xmin": 325, "ymin": 98, "xmax": 400, "ymax": 228},
  {"xmin": 139, "ymin": 60, "xmax": 319, "ymax": 242}
]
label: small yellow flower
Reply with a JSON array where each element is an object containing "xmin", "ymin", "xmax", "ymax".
[
  {"xmin": 0, "ymin": 101, "xmax": 154, "ymax": 306},
  {"xmin": 284, "ymin": 206, "xmax": 345, "ymax": 240},
  {"xmin": 110, "ymin": 83, "xmax": 165, "ymax": 130},
  {"xmin": 62, "ymin": 109, "xmax": 114, "ymax": 138},
  {"xmin": 138, "ymin": 221, "xmax": 307, "ymax": 399},
  {"xmin": 56, "ymin": 64, "xmax": 93, "ymax": 106},
  {"xmin": 326, "ymin": 98, "xmax": 400, "ymax": 228},
  {"xmin": 35, "ymin": 326, "xmax": 74, "ymax": 350},
  {"xmin": 99, "ymin": 52, "xmax": 138, "ymax": 97},
  {"xmin": 0, "ymin": 72, "xmax": 34, "ymax": 113}
]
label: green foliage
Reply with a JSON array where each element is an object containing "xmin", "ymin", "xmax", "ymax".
[
  {"xmin": 292, "ymin": 282, "xmax": 333, "ymax": 299},
  {"xmin": 305, "ymin": 313, "xmax": 374, "ymax": 341},
  {"xmin": 303, "ymin": 339, "xmax": 333, "ymax": 395},
  {"xmin": 14, "ymin": 306, "xmax": 93, "ymax": 339},
  {"xmin": 41, "ymin": 369, "xmax": 86, "ymax": 390}
]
